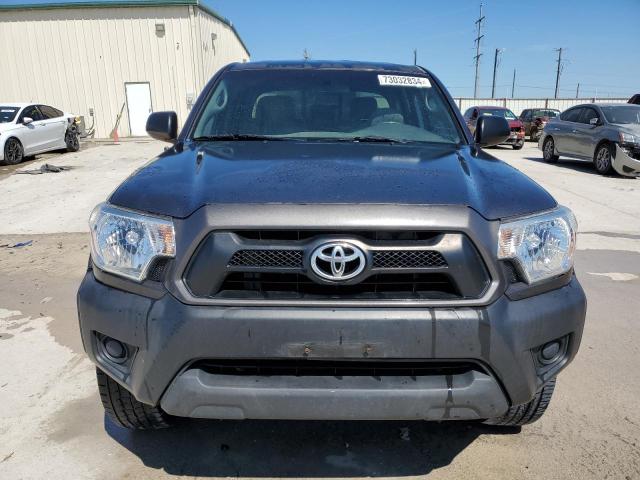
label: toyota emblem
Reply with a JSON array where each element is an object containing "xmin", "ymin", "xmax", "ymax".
[{"xmin": 310, "ymin": 242, "xmax": 366, "ymax": 281}]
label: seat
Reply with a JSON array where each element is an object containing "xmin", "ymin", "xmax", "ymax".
[
  {"xmin": 254, "ymin": 95, "xmax": 299, "ymax": 135},
  {"xmin": 350, "ymin": 97, "xmax": 378, "ymax": 129}
]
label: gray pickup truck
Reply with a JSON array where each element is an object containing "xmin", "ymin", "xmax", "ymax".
[{"xmin": 78, "ymin": 61, "xmax": 586, "ymax": 430}]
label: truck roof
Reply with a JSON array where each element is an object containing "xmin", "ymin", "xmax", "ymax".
[{"xmin": 228, "ymin": 60, "xmax": 426, "ymax": 74}]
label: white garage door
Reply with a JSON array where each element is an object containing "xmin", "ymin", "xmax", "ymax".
[{"xmin": 125, "ymin": 82, "xmax": 152, "ymax": 136}]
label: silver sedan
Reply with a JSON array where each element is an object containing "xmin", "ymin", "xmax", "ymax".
[{"xmin": 539, "ymin": 103, "xmax": 640, "ymax": 177}]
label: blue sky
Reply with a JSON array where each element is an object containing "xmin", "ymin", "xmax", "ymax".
[
  {"xmin": 9, "ymin": 0, "xmax": 640, "ymax": 98},
  {"xmin": 212, "ymin": 0, "xmax": 640, "ymax": 99}
]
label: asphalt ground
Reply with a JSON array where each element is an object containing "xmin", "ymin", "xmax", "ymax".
[{"xmin": 0, "ymin": 141, "xmax": 638, "ymax": 479}]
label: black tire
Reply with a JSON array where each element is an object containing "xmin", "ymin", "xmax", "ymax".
[
  {"xmin": 96, "ymin": 368, "xmax": 171, "ymax": 430},
  {"xmin": 65, "ymin": 128, "xmax": 80, "ymax": 152},
  {"xmin": 484, "ymin": 378, "xmax": 556, "ymax": 426},
  {"xmin": 512, "ymin": 143, "xmax": 523, "ymax": 150},
  {"xmin": 543, "ymin": 137, "xmax": 559, "ymax": 163},
  {"xmin": 3, "ymin": 137, "xmax": 24, "ymax": 165},
  {"xmin": 594, "ymin": 142, "xmax": 614, "ymax": 175}
]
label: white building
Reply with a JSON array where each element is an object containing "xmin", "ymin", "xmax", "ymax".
[{"xmin": 0, "ymin": 0, "xmax": 250, "ymax": 138}]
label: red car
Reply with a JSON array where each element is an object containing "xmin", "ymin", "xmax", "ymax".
[{"xmin": 463, "ymin": 106, "xmax": 525, "ymax": 150}]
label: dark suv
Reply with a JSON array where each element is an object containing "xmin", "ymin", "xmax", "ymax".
[{"xmin": 78, "ymin": 61, "xmax": 586, "ymax": 430}]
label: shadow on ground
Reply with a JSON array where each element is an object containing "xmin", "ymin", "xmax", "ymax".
[
  {"xmin": 522, "ymin": 156, "xmax": 600, "ymax": 175},
  {"xmin": 107, "ymin": 417, "xmax": 519, "ymax": 477}
]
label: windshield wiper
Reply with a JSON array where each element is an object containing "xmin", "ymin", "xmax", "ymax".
[
  {"xmin": 340, "ymin": 136, "xmax": 408, "ymax": 144},
  {"xmin": 192, "ymin": 134, "xmax": 291, "ymax": 142}
]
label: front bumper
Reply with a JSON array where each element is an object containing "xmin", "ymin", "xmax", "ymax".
[
  {"xmin": 613, "ymin": 144, "xmax": 640, "ymax": 177},
  {"xmin": 78, "ymin": 271, "xmax": 586, "ymax": 421}
]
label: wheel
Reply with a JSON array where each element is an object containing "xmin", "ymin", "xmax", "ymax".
[
  {"xmin": 484, "ymin": 378, "xmax": 556, "ymax": 426},
  {"xmin": 543, "ymin": 137, "xmax": 559, "ymax": 163},
  {"xmin": 594, "ymin": 143, "xmax": 614, "ymax": 175},
  {"xmin": 65, "ymin": 128, "xmax": 80, "ymax": 152},
  {"xmin": 96, "ymin": 368, "xmax": 171, "ymax": 430},
  {"xmin": 3, "ymin": 137, "xmax": 24, "ymax": 165},
  {"xmin": 512, "ymin": 142, "xmax": 523, "ymax": 150}
]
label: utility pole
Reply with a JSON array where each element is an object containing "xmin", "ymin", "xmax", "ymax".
[
  {"xmin": 414, "ymin": 49, "xmax": 417, "ymax": 65},
  {"xmin": 554, "ymin": 47, "xmax": 563, "ymax": 99},
  {"xmin": 511, "ymin": 69, "xmax": 516, "ymax": 98},
  {"xmin": 473, "ymin": 2, "xmax": 485, "ymax": 98},
  {"xmin": 491, "ymin": 48, "xmax": 503, "ymax": 98},
  {"xmin": 576, "ymin": 82, "xmax": 580, "ymax": 98}
]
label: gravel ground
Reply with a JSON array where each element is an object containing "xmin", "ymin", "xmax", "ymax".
[{"xmin": 0, "ymin": 141, "xmax": 639, "ymax": 479}]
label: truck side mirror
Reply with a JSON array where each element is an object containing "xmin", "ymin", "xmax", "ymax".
[
  {"xmin": 146, "ymin": 111, "xmax": 178, "ymax": 143},
  {"xmin": 474, "ymin": 115, "xmax": 510, "ymax": 147}
]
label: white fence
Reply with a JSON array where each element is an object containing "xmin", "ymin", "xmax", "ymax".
[{"xmin": 454, "ymin": 98, "xmax": 628, "ymax": 115}]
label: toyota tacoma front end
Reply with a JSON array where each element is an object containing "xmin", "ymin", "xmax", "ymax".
[{"xmin": 77, "ymin": 61, "xmax": 586, "ymax": 429}]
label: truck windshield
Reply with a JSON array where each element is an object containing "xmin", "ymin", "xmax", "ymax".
[
  {"xmin": 600, "ymin": 105, "xmax": 640, "ymax": 125},
  {"xmin": 192, "ymin": 69, "xmax": 462, "ymax": 144},
  {"xmin": 0, "ymin": 107, "xmax": 19, "ymax": 123}
]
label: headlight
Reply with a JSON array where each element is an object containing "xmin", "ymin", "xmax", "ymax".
[
  {"xmin": 619, "ymin": 132, "xmax": 637, "ymax": 146},
  {"xmin": 89, "ymin": 203, "xmax": 175, "ymax": 282},
  {"xmin": 498, "ymin": 206, "xmax": 577, "ymax": 284}
]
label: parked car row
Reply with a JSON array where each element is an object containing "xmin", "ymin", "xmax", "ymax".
[
  {"xmin": 0, "ymin": 103, "xmax": 80, "ymax": 165},
  {"xmin": 538, "ymin": 103, "xmax": 640, "ymax": 177}
]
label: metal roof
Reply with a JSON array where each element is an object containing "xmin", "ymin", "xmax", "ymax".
[{"xmin": 0, "ymin": 0, "xmax": 249, "ymax": 56}]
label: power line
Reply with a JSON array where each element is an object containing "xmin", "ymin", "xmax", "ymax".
[{"xmin": 473, "ymin": 2, "xmax": 485, "ymax": 98}]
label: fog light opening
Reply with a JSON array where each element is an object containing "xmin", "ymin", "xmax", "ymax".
[
  {"xmin": 102, "ymin": 337, "xmax": 128, "ymax": 364},
  {"xmin": 540, "ymin": 341, "xmax": 561, "ymax": 364}
]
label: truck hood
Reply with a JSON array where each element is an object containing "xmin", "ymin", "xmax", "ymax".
[{"xmin": 109, "ymin": 141, "xmax": 556, "ymax": 220}]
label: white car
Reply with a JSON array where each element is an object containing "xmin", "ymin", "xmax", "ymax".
[{"xmin": 0, "ymin": 103, "xmax": 80, "ymax": 165}]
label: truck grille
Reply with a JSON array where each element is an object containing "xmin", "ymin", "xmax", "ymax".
[
  {"xmin": 184, "ymin": 230, "xmax": 490, "ymax": 302},
  {"xmin": 218, "ymin": 272, "xmax": 458, "ymax": 299},
  {"xmin": 228, "ymin": 249, "xmax": 447, "ymax": 269},
  {"xmin": 372, "ymin": 250, "xmax": 446, "ymax": 269},
  {"xmin": 228, "ymin": 250, "xmax": 303, "ymax": 268}
]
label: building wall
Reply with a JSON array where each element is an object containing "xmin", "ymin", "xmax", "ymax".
[
  {"xmin": 455, "ymin": 98, "xmax": 629, "ymax": 115},
  {"xmin": 0, "ymin": 5, "xmax": 248, "ymax": 138},
  {"xmin": 194, "ymin": 6, "xmax": 249, "ymax": 91}
]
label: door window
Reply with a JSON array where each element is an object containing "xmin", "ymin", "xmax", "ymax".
[
  {"xmin": 39, "ymin": 105, "xmax": 63, "ymax": 119},
  {"xmin": 579, "ymin": 107, "xmax": 600, "ymax": 125},
  {"xmin": 19, "ymin": 105, "xmax": 44, "ymax": 122},
  {"xmin": 561, "ymin": 108, "xmax": 583, "ymax": 123}
]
